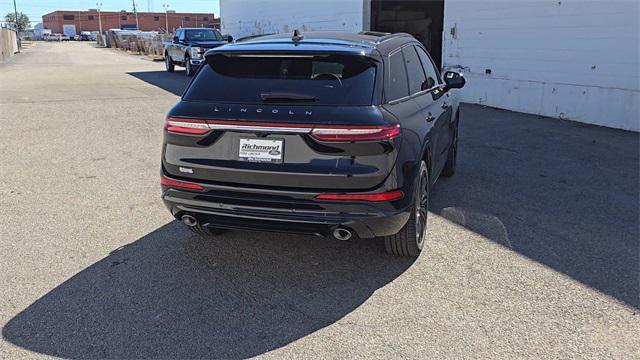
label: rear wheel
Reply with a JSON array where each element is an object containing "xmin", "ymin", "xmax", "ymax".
[
  {"xmin": 165, "ymin": 53, "xmax": 174, "ymax": 72},
  {"xmin": 384, "ymin": 161, "xmax": 429, "ymax": 257},
  {"xmin": 442, "ymin": 117, "xmax": 459, "ymax": 177}
]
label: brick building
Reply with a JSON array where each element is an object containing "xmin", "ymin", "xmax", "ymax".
[{"xmin": 42, "ymin": 9, "xmax": 219, "ymax": 35}]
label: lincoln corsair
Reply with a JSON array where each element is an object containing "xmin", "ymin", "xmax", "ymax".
[{"xmin": 160, "ymin": 31, "xmax": 465, "ymax": 257}]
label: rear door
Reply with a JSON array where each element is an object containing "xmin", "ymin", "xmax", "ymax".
[
  {"xmin": 169, "ymin": 29, "xmax": 181, "ymax": 60},
  {"xmin": 176, "ymin": 29, "xmax": 186, "ymax": 62},
  {"xmin": 163, "ymin": 52, "xmax": 401, "ymax": 190},
  {"xmin": 414, "ymin": 45, "xmax": 451, "ymax": 177}
]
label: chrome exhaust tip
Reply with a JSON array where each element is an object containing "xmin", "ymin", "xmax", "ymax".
[
  {"xmin": 181, "ymin": 214, "xmax": 198, "ymax": 227},
  {"xmin": 332, "ymin": 228, "xmax": 352, "ymax": 241}
]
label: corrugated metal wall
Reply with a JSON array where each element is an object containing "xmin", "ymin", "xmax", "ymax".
[
  {"xmin": 443, "ymin": 0, "xmax": 639, "ymax": 131},
  {"xmin": 220, "ymin": 0, "xmax": 366, "ymax": 38}
]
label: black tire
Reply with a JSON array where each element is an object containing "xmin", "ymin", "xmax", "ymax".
[
  {"xmin": 165, "ymin": 53, "xmax": 175, "ymax": 72},
  {"xmin": 185, "ymin": 56, "xmax": 195, "ymax": 77},
  {"xmin": 384, "ymin": 161, "xmax": 429, "ymax": 257},
  {"xmin": 442, "ymin": 117, "xmax": 459, "ymax": 178}
]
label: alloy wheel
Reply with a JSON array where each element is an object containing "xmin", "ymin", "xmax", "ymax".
[{"xmin": 414, "ymin": 168, "xmax": 428, "ymax": 247}]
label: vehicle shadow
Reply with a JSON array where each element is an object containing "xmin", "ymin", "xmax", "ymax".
[
  {"xmin": 2, "ymin": 222, "xmax": 414, "ymax": 359},
  {"xmin": 429, "ymin": 104, "xmax": 640, "ymax": 308},
  {"xmin": 128, "ymin": 70, "xmax": 190, "ymax": 96}
]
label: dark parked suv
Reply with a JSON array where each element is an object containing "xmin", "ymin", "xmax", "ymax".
[{"xmin": 161, "ymin": 31, "xmax": 465, "ymax": 257}]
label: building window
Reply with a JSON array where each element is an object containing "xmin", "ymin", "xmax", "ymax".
[
  {"xmin": 154, "ymin": 16, "xmax": 160, "ymax": 21},
  {"xmin": 203, "ymin": 17, "xmax": 209, "ymax": 21},
  {"xmin": 88, "ymin": 15, "xmax": 94, "ymax": 20},
  {"xmin": 63, "ymin": 15, "xmax": 75, "ymax": 20},
  {"xmin": 121, "ymin": 15, "xmax": 127, "ymax": 20},
  {"xmin": 184, "ymin": 16, "xmax": 190, "ymax": 21}
]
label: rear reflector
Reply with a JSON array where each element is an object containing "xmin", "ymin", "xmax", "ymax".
[
  {"xmin": 165, "ymin": 118, "xmax": 401, "ymax": 141},
  {"xmin": 315, "ymin": 190, "xmax": 404, "ymax": 202},
  {"xmin": 161, "ymin": 176, "xmax": 204, "ymax": 191},
  {"xmin": 164, "ymin": 118, "xmax": 211, "ymax": 135}
]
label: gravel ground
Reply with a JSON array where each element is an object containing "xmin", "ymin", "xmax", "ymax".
[{"xmin": 0, "ymin": 41, "xmax": 638, "ymax": 359}]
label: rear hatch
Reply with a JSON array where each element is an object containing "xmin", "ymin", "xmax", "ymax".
[{"xmin": 163, "ymin": 52, "xmax": 400, "ymax": 191}]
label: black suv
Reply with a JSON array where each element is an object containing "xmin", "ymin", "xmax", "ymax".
[{"xmin": 161, "ymin": 31, "xmax": 465, "ymax": 257}]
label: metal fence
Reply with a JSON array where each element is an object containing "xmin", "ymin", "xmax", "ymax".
[{"xmin": 105, "ymin": 29, "xmax": 171, "ymax": 59}]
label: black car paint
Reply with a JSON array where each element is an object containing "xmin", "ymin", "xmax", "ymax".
[{"xmin": 161, "ymin": 32, "xmax": 462, "ymax": 239}]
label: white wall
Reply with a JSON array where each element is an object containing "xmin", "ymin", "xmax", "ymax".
[
  {"xmin": 220, "ymin": 0, "xmax": 366, "ymax": 39},
  {"xmin": 443, "ymin": 0, "xmax": 640, "ymax": 131}
]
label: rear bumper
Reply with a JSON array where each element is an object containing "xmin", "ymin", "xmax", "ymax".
[{"xmin": 161, "ymin": 176, "xmax": 412, "ymax": 239}]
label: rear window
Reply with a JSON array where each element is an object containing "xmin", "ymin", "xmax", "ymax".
[
  {"xmin": 185, "ymin": 29, "xmax": 222, "ymax": 41},
  {"xmin": 184, "ymin": 54, "xmax": 377, "ymax": 106}
]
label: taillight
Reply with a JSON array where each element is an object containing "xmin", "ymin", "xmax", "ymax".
[
  {"xmin": 310, "ymin": 125, "xmax": 401, "ymax": 142},
  {"xmin": 164, "ymin": 118, "xmax": 401, "ymax": 141},
  {"xmin": 315, "ymin": 190, "xmax": 404, "ymax": 202},
  {"xmin": 164, "ymin": 117, "xmax": 211, "ymax": 135},
  {"xmin": 161, "ymin": 176, "xmax": 204, "ymax": 191}
]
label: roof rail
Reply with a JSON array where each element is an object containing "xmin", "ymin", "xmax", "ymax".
[
  {"xmin": 358, "ymin": 31, "xmax": 389, "ymax": 37},
  {"xmin": 377, "ymin": 32, "xmax": 414, "ymax": 44},
  {"xmin": 235, "ymin": 33, "xmax": 274, "ymax": 42}
]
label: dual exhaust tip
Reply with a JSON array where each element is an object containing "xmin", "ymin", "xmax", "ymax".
[
  {"xmin": 332, "ymin": 227, "xmax": 352, "ymax": 241},
  {"xmin": 181, "ymin": 214, "xmax": 198, "ymax": 227},
  {"xmin": 181, "ymin": 214, "xmax": 353, "ymax": 241}
]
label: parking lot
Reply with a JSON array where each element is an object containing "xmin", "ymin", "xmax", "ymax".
[{"xmin": 0, "ymin": 41, "xmax": 638, "ymax": 358}]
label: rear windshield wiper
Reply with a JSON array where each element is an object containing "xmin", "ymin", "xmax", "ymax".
[{"xmin": 260, "ymin": 92, "xmax": 319, "ymax": 103}]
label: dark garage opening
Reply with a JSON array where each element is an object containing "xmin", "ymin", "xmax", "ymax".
[{"xmin": 370, "ymin": 0, "xmax": 445, "ymax": 69}]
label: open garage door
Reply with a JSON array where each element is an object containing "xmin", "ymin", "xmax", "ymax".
[{"xmin": 370, "ymin": 0, "xmax": 444, "ymax": 69}]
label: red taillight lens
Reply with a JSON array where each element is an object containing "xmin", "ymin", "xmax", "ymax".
[
  {"xmin": 165, "ymin": 117, "xmax": 211, "ymax": 135},
  {"xmin": 161, "ymin": 176, "xmax": 204, "ymax": 191},
  {"xmin": 165, "ymin": 118, "xmax": 400, "ymax": 141},
  {"xmin": 315, "ymin": 190, "xmax": 404, "ymax": 202},
  {"xmin": 310, "ymin": 125, "xmax": 401, "ymax": 141}
]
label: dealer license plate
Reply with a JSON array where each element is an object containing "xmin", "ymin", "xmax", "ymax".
[{"xmin": 238, "ymin": 138, "xmax": 284, "ymax": 163}]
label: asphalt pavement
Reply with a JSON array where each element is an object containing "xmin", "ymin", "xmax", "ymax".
[{"xmin": 0, "ymin": 41, "xmax": 638, "ymax": 359}]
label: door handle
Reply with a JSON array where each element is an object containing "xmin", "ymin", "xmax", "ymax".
[
  {"xmin": 442, "ymin": 102, "xmax": 449, "ymax": 109},
  {"xmin": 426, "ymin": 113, "xmax": 435, "ymax": 122}
]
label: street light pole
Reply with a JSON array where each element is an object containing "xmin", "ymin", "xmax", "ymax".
[{"xmin": 162, "ymin": 4, "xmax": 169, "ymax": 34}]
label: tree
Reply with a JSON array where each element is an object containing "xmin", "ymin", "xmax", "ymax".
[{"xmin": 5, "ymin": 12, "xmax": 30, "ymax": 34}]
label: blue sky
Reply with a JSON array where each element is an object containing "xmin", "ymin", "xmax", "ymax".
[{"xmin": 1, "ymin": 0, "xmax": 220, "ymax": 24}]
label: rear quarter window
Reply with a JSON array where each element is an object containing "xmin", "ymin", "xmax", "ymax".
[
  {"xmin": 184, "ymin": 54, "xmax": 376, "ymax": 106},
  {"xmin": 386, "ymin": 51, "xmax": 409, "ymax": 101}
]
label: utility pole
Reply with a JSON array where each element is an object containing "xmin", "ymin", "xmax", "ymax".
[
  {"xmin": 96, "ymin": 2, "xmax": 103, "ymax": 34},
  {"xmin": 96, "ymin": 2, "xmax": 103, "ymax": 45},
  {"xmin": 132, "ymin": 0, "xmax": 140, "ymax": 30},
  {"xmin": 162, "ymin": 4, "xmax": 169, "ymax": 34},
  {"xmin": 13, "ymin": 0, "xmax": 20, "ymax": 52}
]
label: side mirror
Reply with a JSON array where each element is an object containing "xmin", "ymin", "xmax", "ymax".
[
  {"xmin": 172, "ymin": 36, "xmax": 179, "ymax": 44},
  {"xmin": 443, "ymin": 71, "xmax": 465, "ymax": 89},
  {"xmin": 222, "ymin": 34, "xmax": 233, "ymax": 43}
]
